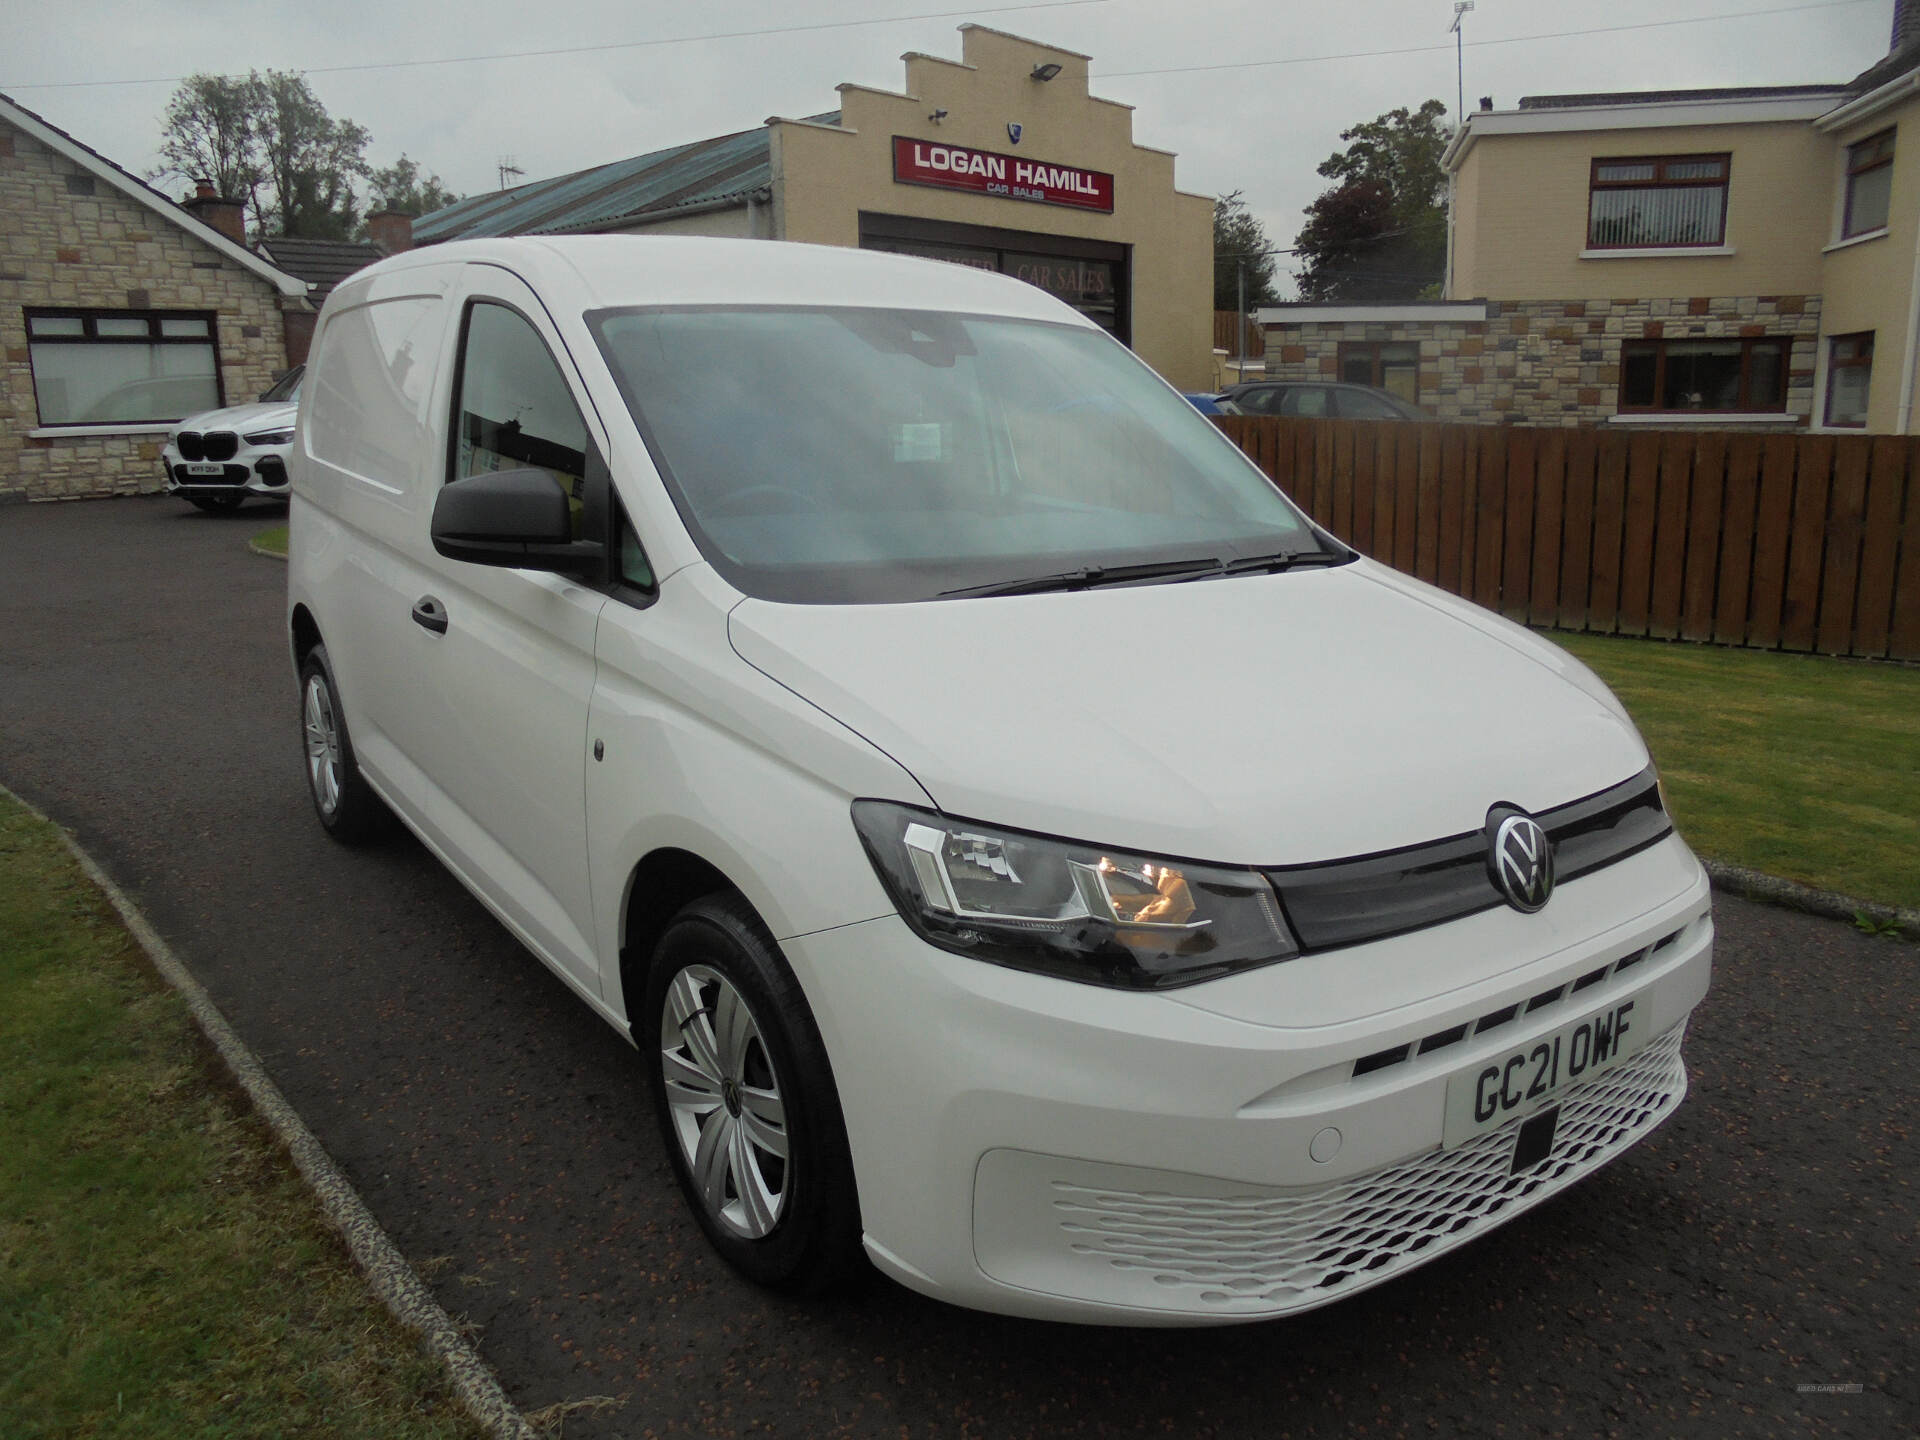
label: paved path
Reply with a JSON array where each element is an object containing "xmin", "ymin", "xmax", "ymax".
[{"xmin": 2, "ymin": 495, "xmax": 1911, "ymax": 1438}]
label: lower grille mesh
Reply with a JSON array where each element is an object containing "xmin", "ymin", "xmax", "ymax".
[{"xmin": 1052, "ymin": 1023, "xmax": 1687, "ymax": 1310}]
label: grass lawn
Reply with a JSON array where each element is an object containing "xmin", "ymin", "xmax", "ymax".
[
  {"xmin": 0, "ymin": 792, "xmax": 482, "ymax": 1440},
  {"xmin": 251, "ymin": 522, "xmax": 288, "ymax": 558},
  {"xmin": 1547, "ymin": 632, "xmax": 1920, "ymax": 912}
]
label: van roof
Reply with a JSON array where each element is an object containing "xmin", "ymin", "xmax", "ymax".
[{"xmin": 343, "ymin": 235, "xmax": 1091, "ymax": 328}]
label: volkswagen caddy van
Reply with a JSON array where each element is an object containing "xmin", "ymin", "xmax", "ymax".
[{"xmin": 287, "ymin": 237, "xmax": 1712, "ymax": 1324}]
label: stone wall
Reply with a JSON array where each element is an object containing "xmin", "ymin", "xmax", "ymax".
[
  {"xmin": 0, "ymin": 119, "xmax": 300, "ymax": 502},
  {"xmin": 1264, "ymin": 295, "xmax": 1823, "ymax": 428}
]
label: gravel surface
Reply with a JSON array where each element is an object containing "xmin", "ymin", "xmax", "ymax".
[{"xmin": 1, "ymin": 495, "xmax": 1912, "ymax": 1439}]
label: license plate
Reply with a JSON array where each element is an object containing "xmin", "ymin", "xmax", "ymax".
[
  {"xmin": 183, "ymin": 462, "xmax": 225, "ymax": 476},
  {"xmin": 1442, "ymin": 993, "xmax": 1648, "ymax": 1147}
]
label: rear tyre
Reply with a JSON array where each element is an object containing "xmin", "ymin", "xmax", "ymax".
[
  {"xmin": 645, "ymin": 894, "xmax": 863, "ymax": 1294},
  {"xmin": 298, "ymin": 644, "xmax": 389, "ymax": 843},
  {"xmin": 186, "ymin": 492, "xmax": 245, "ymax": 512}
]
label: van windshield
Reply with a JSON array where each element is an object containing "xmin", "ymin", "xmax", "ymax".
[{"xmin": 589, "ymin": 306, "xmax": 1323, "ymax": 604}]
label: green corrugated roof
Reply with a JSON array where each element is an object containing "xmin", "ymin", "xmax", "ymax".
[{"xmin": 415, "ymin": 114, "xmax": 840, "ymax": 242}]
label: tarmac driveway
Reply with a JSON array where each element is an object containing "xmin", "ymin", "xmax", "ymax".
[{"xmin": 0, "ymin": 495, "xmax": 1911, "ymax": 1438}]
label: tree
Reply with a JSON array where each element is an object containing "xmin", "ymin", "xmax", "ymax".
[
  {"xmin": 1213, "ymin": 191, "xmax": 1282, "ymax": 311},
  {"xmin": 254, "ymin": 72, "xmax": 370, "ymax": 240},
  {"xmin": 156, "ymin": 74, "xmax": 266, "ymax": 230},
  {"xmin": 365, "ymin": 155, "xmax": 460, "ymax": 220},
  {"xmin": 1294, "ymin": 99, "xmax": 1452, "ymax": 303},
  {"xmin": 155, "ymin": 70, "xmax": 371, "ymax": 240}
]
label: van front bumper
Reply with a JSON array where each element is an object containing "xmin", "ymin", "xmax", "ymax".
[{"xmin": 783, "ymin": 834, "xmax": 1712, "ymax": 1325}]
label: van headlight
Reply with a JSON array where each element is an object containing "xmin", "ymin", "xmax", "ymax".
[{"xmin": 852, "ymin": 801, "xmax": 1297, "ymax": 989}]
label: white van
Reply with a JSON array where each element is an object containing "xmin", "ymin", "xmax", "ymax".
[{"xmin": 287, "ymin": 237, "xmax": 1712, "ymax": 1324}]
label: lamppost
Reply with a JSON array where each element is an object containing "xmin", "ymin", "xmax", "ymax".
[
  {"xmin": 1450, "ymin": 2, "xmax": 1474, "ymax": 125},
  {"xmin": 1218, "ymin": 244, "xmax": 1300, "ymax": 374}
]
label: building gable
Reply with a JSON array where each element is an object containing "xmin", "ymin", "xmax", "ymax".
[{"xmin": 0, "ymin": 93, "xmax": 306, "ymax": 297}]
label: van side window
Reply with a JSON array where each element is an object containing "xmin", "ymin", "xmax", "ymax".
[
  {"xmin": 309, "ymin": 296, "xmax": 443, "ymax": 486},
  {"xmin": 450, "ymin": 302, "xmax": 588, "ymax": 539},
  {"xmin": 617, "ymin": 508, "xmax": 656, "ymax": 592}
]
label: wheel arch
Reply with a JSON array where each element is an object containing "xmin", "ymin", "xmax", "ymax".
[
  {"xmin": 618, "ymin": 847, "xmax": 743, "ymax": 1042},
  {"xmin": 289, "ymin": 602, "xmax": 322, "ymax": 670}
]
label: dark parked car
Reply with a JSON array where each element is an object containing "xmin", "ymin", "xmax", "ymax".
[{"xmin": 1219, "ymin": 381, "xmax": 1424, "ymax": 421}]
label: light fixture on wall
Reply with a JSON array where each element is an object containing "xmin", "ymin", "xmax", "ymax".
[
  {"xmin": 1030, "ymin": 62, "xmax": 1063, "ymax": 81},
  {"xmin": 928, "ymin": 108, "xmax": 948, "ymax": 123}
]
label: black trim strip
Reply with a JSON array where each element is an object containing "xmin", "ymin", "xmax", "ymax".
[
  {"xmin": 1343, "ymin": 923, "xmax": 1686, "ymax": 1082},
  {"xmin": 1267, "ymin": 769, "xmax": 1671, "ymax": 953}
]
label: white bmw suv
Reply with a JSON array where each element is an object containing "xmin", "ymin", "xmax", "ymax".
[
  {"xmin": 163, "ymin": 365, "xmax": 302, "ymax": 511},
  {"xmin": 286, "ymin": 237, "xmax": 1712, "ymax": 1324}
]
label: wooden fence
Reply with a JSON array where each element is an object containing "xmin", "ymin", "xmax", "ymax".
[
  {"xmin": 1215, "ymin": 416, "xmax": 1920, "ymax": 662},
  {"xmin": 1213, "ymin": 310, "xmax": 1261, "ymax": 359}
]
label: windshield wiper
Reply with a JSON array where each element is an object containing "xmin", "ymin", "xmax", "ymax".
[
  {"xmin": 938, "ymin": 556, "xmax": 1225, "ymax": 599},
  {"xmin": 1159, "ymin": 545, "xmax": 1359, "ymax": 579},
  {"xmin": 1204, "ymin": 546, "xmax": 1354, "ymax": 577}
]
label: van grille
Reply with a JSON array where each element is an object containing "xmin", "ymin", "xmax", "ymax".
[
  {"xmin": 1266, "ymin": 770, "xmax": 1671, "ymax": 954},
  {"xmin": 1051, "ymin": 1023, "xmax": 1687, "ymax": 1312}
]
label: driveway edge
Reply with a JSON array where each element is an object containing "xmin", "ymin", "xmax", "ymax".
[
  {"xmin": 1702, "ymin": 858, "xmax": 1918, "ymax": 940},
  {"xmin": 1, "ymin": 782, "xmax": 536, "ymax": 1440}
]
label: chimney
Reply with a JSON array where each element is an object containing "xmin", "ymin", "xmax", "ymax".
[
  {"xmin": 1479, "ymin": 96, "xmax": 1494, "ymax": 111},
  {"xmin": 182, "ymin": 179, "xmax": 247, "ymax": 245},
  {"xmin": 1896, "ymin": 0, "xmax": 1920, "ymax": 53},
  {"xmin": 367, "ymin": 208, "xmax": 415, "ymax": 255}
]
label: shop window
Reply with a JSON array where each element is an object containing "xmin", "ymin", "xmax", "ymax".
[
  {"xmin": 858, "ymin": 213, "xmax": 1131, "ymax": 346},
  {"xmin": 24, "ymin": 307, "xmax": 220, "ymax": 425},
  {"xmin": 1841, "ymin": 131, "xmax": 1894, "ymax": 239},
  {"xmin": 1824, "ymin": 333, "xmax": 1873, "ymax": 428},
  {"xmin": 1338, "ymin": 341, "xmax": 1419, "ymax": 403},
  {"xmin": 1004, "ymin": 253, "xmax": 1119, "ymax": 336},
  {"xmin": 1588, "ymin": 154, "xmax": 1729, "ymax": 249},
  {"xmin": 1618, "ymin": 338, "xmax": 1789, "ymax": 413}
]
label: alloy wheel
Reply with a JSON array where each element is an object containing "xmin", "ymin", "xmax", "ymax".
[
  {"xmin": 660, "ymin": 964, "xmax": 790, "ymax": 1238},
  {"xmin": 303, "ymin": 674, "xmax": 342, "ymax": 817}
]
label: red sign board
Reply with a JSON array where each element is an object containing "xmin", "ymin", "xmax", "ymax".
[{"xmin": 892, "ymin": 136, "xmax": 1114, "ymax": 213}]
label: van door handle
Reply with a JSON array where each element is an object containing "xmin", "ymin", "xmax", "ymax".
[{"xmin": 411, "ymin": 595, "xmax": 449, "ymax": 635}]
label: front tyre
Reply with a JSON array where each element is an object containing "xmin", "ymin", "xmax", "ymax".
[
  {"xmin": 298, "ymin": 644, "xmax": 389, "ymax": 843},
  {"xmin": 646, "ymin": 895, "xmax": 863, "ymax": 1293}
]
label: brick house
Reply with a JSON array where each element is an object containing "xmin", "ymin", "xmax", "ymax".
[
  {"xmin": 1, "ymin": 91, "xmax": 310, "ymax": 502},
  {"xmin": 1259, "ymin": 11, "xmax": 1920, "ymax": 433}
]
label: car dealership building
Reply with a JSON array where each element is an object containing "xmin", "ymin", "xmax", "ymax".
[{"xmin": 412, "ymin": 26, "xmax": 1215, "ymax": 390}]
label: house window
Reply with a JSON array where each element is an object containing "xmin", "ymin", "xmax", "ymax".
[
  {"xmin": 24, "ymin": 307, "xmax": 221, "ymax": 426},
  {"xmin": 1842, "ymin": 131, "xmax": 1894, "ymax": 239},
  {"xmin": 1338, "ymin": 340, "xmax": 1420, "ymax": 403},
  {"xmin": 1618, "ymin": 338, "xmax": 1789, "ymax": 413},
  {"xmin": 1824, "ymin": 333, "xmax": 1873, "ymax": 427},
  {"xmin": 1588, "ymin": 154, "xmax": 1730, "ymax": 249}
]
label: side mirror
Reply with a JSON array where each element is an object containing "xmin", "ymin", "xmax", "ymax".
[{"xmin": 430, "ymin": 468, "xmax": 604, "ymax": 576}]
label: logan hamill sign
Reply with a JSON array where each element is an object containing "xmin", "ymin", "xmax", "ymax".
[{"xmin": 892, "ymin": 136, "xmax": 1115, "ymax": 213}]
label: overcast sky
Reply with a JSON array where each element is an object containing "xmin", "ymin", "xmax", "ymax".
[{"xmin": 1, "ymin": 0, "xmax": 1894, "ymax": 295}]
